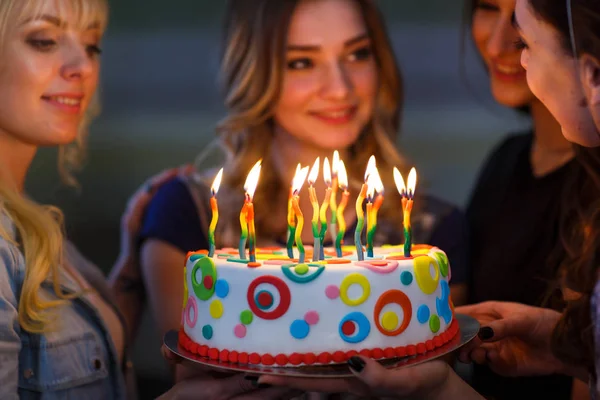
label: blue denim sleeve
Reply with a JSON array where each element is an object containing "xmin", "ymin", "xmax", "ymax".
[{"xmin": 0, "ymin": 238, "xmax": 21, "ymax": 400}]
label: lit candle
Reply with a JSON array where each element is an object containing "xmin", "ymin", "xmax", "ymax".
[
  {"xmin": 307, "ymin": 158, "xmax": 321, "ymax": 262},
  {"xmin": 366, "ymin": 167, "xmax": 383, "ymax": 258},
  {"xmin": 287, "ymin": 164, "xmax": 301, "ymax": 258},
  {"xmin": 319, "ymin": 157, "xmax": 332, "ymax": 260},
  {"xmin": 393, "ymin": 167, "xmax": 417, "ymax": 257},
  {"xmin": 208, "ymin": 168, "xmax": 224, "ymax": 257},
  {"xmin": 335, "ymin": 161, "xmax": 349, "ymax": 257},
  {"xmin": 329, "ymin": 150, "xmax": 340, "ymax": 244},
  {"xmin": 355, "ymin": 156, "xmax": 376, "ymax": 261},
  {"xmin": 291, "ymin": 166, "xmax": 310, "ymax": 263},
  {"xmin": 239, "ymin": 160, "xmax": 262, "ymax": 261}
]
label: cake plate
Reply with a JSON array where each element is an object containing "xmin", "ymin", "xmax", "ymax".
[{"xmin": 163, "ymin": 313, "xmax": 479, "ymax": 378}]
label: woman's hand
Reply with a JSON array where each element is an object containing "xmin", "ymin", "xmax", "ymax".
[
  {"xmin": 456, "ymin": 301, "xmax": 567, "ymax": 377},
  {"xmin": 258, "ymin": 356, "xmax": 481, "ymax": 399}
]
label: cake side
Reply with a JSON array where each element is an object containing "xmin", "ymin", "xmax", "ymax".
[{"xmin": 180, "ymin": 246, "xmax": 456, "ymax": 365}]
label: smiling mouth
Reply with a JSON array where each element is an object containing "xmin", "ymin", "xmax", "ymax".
[
  {"xmin": 310, "ymin": 107, "xmax": 357, "ymax": 124},
  {"xmin": 42, "ymin": 96, "xmax": 82, "ymax": 106}
]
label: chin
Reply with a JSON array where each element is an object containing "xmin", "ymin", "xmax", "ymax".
[
  {"xmin": 562, "ymin": 127, "xmax": 600, "ymax": 148},
  {"xmin": 493, "ymin": 92, "xmax": 533, "ymax": 109}
]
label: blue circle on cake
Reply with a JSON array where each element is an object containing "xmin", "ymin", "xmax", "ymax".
[
  {"xmin": 215, "ymin": 279, "xmax": 229, "ymax": 298},
  {"xmin": 417, "ymin": 305, "xmax": 430, "ymax": 324},
  {"xmin": 400, "ymin": 271, "xmax": 413, "ymax": 286},
  {"xmin": 290, "ymin": 319, "xmax": 310, "ymax": 339},
  {"xmin": 202, "ymin": 324, "xmax": 213, "ymax": 340},
  {"xmin": 255, "ymin": 290, "xmax": 274, "ymax": 310},
  {"xmin": 338, "ymin": 312, "xmax": 370, "ymax": 343}
]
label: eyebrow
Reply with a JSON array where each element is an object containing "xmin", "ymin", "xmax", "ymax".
[
  {"xmin": 22, "ymin": 14, "xmax": 100, "ymax": 29},
  {"xmin": 287, "ymin": 33, "xmax": 370, "ymax": 52}
]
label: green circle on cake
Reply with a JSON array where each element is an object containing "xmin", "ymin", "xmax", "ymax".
[
  {"xmin": 191, "ymin": 257, "xmax": 217, "ymax": 301},
  {"xmin": 294, "ymin": 264, "xmax": 309, "ymax": 275},
  {"xmin": 240, "ymin": 310, "xmax": 253, "ymax": 325},
  {"xmin": 433, "ymin": 252, "xmax": 449, "ymax": 277},
  {"xmin": 400, "ymin": 271, "xmax": 413, "ymax": 286},
  {"xmin": 429, "ymin": 315, "xmax": 440, "ymax": 333},
  {"xmin": 202, "ymin": 324, "xmax": 213, "ymax": 339}
]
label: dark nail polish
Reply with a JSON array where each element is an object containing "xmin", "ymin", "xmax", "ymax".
[
  {"xmin": 348, "ymin": 356, "xmax": 365, "ymax": 373},
  {"xmin": 478, "ymin": 326, "xmax": 494, "ymax": 341},
  {"xmin": 257, "ymin": 383, "xmax": 271, "ymax": 389}
]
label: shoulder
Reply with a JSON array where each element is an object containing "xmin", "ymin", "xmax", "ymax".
[
  {"xmin": 0, "ymin": 215, "xmax": 24, "ymax": 286},
  {"xmin": 481, "ymin": 131, "xmax": 532, "ymax": 169}
]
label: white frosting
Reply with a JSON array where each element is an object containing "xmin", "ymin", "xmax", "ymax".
[{"xmin": 182, "ymin": 246, "xmax": 453, "ymax": 362}]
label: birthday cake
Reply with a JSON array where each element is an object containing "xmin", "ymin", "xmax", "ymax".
[{"xmin": 178, "ymin": 245, "xmax": 457, "ymax": 366}]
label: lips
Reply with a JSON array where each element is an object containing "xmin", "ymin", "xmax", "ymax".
[
  {"xmin": 42, "ymin": 93, "xmax": 84, "ymax": 114},
  {"xmin": 490, "ymin": 63, "xmax": 526, "ymax": 82},
  {"xmin": 309, "ymin": 106, "xmax": 357, "ymax": 125}
]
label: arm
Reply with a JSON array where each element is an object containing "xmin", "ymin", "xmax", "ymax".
[{"xmin": 0, "ymin": 239, "xmax": 22, "ymax": 400}]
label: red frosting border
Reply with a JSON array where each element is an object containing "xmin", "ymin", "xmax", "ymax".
[{"xmin": 178, "ymin": 317, "xmax": 459, "ymax": 366}]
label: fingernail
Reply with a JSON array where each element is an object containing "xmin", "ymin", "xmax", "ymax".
[
  {"xmin": 478, "ymin": 326, "xmax": 494, "ymax": 340},
  {"xmin": 348, "ymin": 356, "xmax": 366, "ymax": 373}
]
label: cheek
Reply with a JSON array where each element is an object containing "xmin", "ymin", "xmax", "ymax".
[
  {"xmin": 348, "ymin": 64, "xmax": 377, "ymax": 104},
  {"xmin": 276, "ymin": 73, "xmax": 318, "ymax": 114},
  {"xmin": 472, "ymin": 15, "xmax": 491, "ymax": 56}
]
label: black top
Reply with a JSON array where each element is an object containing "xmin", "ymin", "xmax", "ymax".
[{"xmin": 467, "ymin": 132, "xmax": 575, "ymax": 399}]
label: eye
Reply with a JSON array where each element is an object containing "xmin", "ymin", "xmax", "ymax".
[
  {"xmin": 27, "ymin": 38, "xmax": 57, "ymax": 52},
  {"xmin": 86, "ymin": 44, "xmax": 102, "ymax": 57},
  {"xmin": 514, "ymin": 37, "xmax": 528, "ymax": 50},
  {"xmin": 475, "ymin": 0, "xmax": 499, "ymax": 11},
  {"xmin": 347, "ymin": 46, "xmax": 372, "ymax": 62},
  {"xmin": 287, "ymin": 58, "xmax": 313, "ymax": 70}
]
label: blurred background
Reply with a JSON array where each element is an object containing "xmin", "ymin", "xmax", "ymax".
[{"xmin": 26, "ymin": 0, "xmax": 531, "ymax": 397}]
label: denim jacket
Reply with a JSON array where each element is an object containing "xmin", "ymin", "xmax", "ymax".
[{"xmin": 0, "ymin": 215, "xmax": 134, "ymax": 399}]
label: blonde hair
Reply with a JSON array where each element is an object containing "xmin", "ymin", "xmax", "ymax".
[
  {"xmin": 213, "ymin": 0, "xmax": 407, "ymax": 245},
  {"xmin": 0, "ymin": 0, "xmax": 108, "ymax": 333}
]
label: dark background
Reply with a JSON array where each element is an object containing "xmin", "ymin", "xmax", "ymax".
[{"xmin": 26, "ymin": 1, "xmax": 531, "ymax": 397}]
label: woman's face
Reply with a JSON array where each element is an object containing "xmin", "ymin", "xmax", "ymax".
[
  {"xmin": 273, "ymin": 0, "xmax": 378, "ymax": 150},
  {"xmin": 515, "ymin": 0, "xmax": 600, "ymax": 146},
  {"xmin": 472, "ymin": 0, "xmax": 535, "ymax": 107},
  {"xmin": 0, "ymin": 0, "xmax": 103, "ymax": 148}
]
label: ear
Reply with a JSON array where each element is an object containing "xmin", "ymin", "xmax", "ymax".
[{"xmin": 579, "ymin": 53, "xmax": 600, "ymax": 106}]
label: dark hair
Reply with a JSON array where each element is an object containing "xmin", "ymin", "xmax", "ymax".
[{"xmin": 527, "ymin": 0, "xmax": 600, "ymax": 372}]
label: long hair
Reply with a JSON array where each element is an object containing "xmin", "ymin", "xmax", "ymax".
[
  {"xmin": 0, "ymin": 0, "xmax": 108, "ymax": 333},
  {"xmin": 212, "ymin": 0, "xmax": 408, "ymax": 246},
  {"xmin": 527, "ymin": 0, "xmax": 600, "ymax": 372}
]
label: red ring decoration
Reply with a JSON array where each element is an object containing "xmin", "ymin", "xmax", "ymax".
[
  {"xmin": 373, "ymin": 290, "xmax": 412, "ymax": 336},
  {"xmin": 247, "ymin": 275, "xmax": 291, "ymax": 320}
]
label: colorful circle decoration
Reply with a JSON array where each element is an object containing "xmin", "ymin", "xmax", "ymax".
[
  {"xmin": 413, "ymin": 256, "xmax": 440, "ymax": 295},
  {"xmin": 234, "ymin": 324, "xmax": 247, "ymax": 338},
  {"xmin": 290, "ymin": 319, "xmax": 310, "ymax": 339},
  {"xmin": 400, "ymin": 271, "xmax": 413, "ymax": 286},
  {"xmin": 240, "ymin": 310, "xmax": 253, "ymax": 325},
  {"xmin": 433, "ymin": 252, "xmax": 449, "ymax": 278},
  {"xmin": 355, "ymin": 260, "xmax": 399, "ymax": 274},
  {"xmin": 255, "ymin": 290, "xmax": 274, "ymax": 310},
  {"xmin": 338, "ymin": 312, "xmax": 371, "ymax": 343},
  {"xmin": 325, "ymin": 285, "xmax": 340, "ymax": 299},
  {"xmin": 373, "ymin": 290, "xmax": 412, "ymax": 336},
  {"xmin": 185, "ymin": 296, "xmax": 198, "ymax": 328},
  {"xmin": 215, "ymin": 279, "xmax": 230, "ymax": 298},
  {"xmin": 191, "ymin": 257, "xmax": 217, "ymax": 301},
  {"xmin": 417, "ymin": 304, "xmax": 430, "ymax": 324},
  {"xmin": 339, "ymin": 273, "xmax": 371, "ymax": 307},
  {"xmin": 189, "ymin": 253, "xmax": 206, "ymax": 263},
  {"xmin": 202, "ymin": 324, "xmax": 213, "ymax": 340},
  {"xmin": 281, "ymin": 264, "xmax": 325, "ymax": 284},
  {"xmin": 304, "ymin": 311, "xmax": 319, "ymax": 325},
  {"xmin": 381, "ymin": 311, "xmax": 399, "ymax": 331},
  {"xmin": 247, "ymin": 275, "xmax": 291, "ymax": 320},
  {"xmin": 436, "ymin": 281, "xmax": 452, "ymax": 324},
  {"xmin": 182, "ymin": 266, "xmax": 188, "ymax": 308},
  {"xmin": 210, "ymin": 300, "xmax": 224, "ymax": 319},
  {"xmin": 429, "ymin": 315, "xmax": 440, "ymax": 333}
]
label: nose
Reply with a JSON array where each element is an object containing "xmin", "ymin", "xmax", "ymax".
[
  {"xmin": 60, "ymin": 41, "xmax": 95, "ymax": 81},
  {"xmin": 486, "ymin": 16, "xmax": 519, "ymax": 59},
  {"xmin": 321, "ymin": 62, "xmax": 352, "ymax": 100}
]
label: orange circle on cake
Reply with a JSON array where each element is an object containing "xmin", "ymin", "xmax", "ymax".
[{"xmin": 373, "ymin": 290, "xmax": 412, "ymax": 336}]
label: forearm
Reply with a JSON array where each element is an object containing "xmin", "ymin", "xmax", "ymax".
[
  {"xmin": 108, "ymin": 255, "xmax": 146, "ymax": 342},
  {"xmin": 561, "ymin": 362, "xmax": 590, "ymax": 384},
  {"xmin": 427, "ymin": 369, "xmax": 485, "ymax": 400}
]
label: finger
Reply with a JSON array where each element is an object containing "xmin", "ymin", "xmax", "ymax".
[
  {"xmin": 161, "ymin": 344, "xmax": 182, "ymax": 365},
  {"xmin": 457, "ymin": 335, "xmax": 483, "ymax": 363},
  {"xmin": 469, "ymin": 347, "xmax": 489, "ymax": 365},
  {"xmin": 218, "ymin": 374, "xmax": 264, "ymax": 398},
  {"xmin": 480, "ymin": 317, "xmax": 532, "ymax": 343},
  {"xmin": 455, "ymin": 301, "xmax": 503, "ymax": 319},
  {"xmin": 258, "ymin": 375, "xmax": 359, "ymax": 394}
]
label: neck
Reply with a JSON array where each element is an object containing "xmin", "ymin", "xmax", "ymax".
[
  {"xmin": 530, "ymin": 100, "xmax": 574, "ymax": 177},
  {"xmin": 0, "ymin": 131, "xmax": 37, "ymax": 193}
]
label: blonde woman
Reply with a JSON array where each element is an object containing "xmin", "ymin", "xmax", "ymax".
[{"xmin": 143, "ymin": 0, "xmax": 468, "ymax": 394}]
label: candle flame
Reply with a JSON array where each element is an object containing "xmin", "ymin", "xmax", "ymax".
[
  {"xmin": 244, "ymin": 160, "xmax": 262, "ymax": 200},
  {"xmin": 338, "ymin": 160, "xmax": 348, "ymax": 190},
  {"xmin": 332, "ymin": 150, "xmax": 340, "ymax": 176},
  {"xmin": 211, "ymin": 168, "xmax": 224, "ymax": 196},
  {"xmin": 292, "ymin": 166, "xmax": 310, "ymax": 194},
  {"xmin": 407, "ymin": 167, "xmax": 417, "ymax": 198},
  {"xmin": 393, "ymin": 167, "xmax": 406, "ymax": 197},
  {"xmin": 364, "ymin": 155, "xmax": 376, "ymax": 182},
  {"xmin": 323, "ymin": 157, "xmax": 332, "ymax": 187},
  {"xmin": 308, "ymin": 157, "xmax": 320, "ymax": 185},
  {"xmin": 366, "ymin": 175, "xmax": 375, "ymax": 200},
  {"xmin": 371, "ymin": 167, "xmax": 384, "ymax": 195}
]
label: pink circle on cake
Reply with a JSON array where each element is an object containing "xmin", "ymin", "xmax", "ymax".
[
  {"xmin": 234, "ymin": 324, "xmax": 247, "ymax": 338},
  {"xmin": 325, "ymin": 285, "xmax": 340, "ymax": 299},
  {"xmin": 186, "ymin": 296, "xmax": 198, "ymax": 328},
  {"xmin": 304, "ymin": 311, "xmax": 320, "ymax": 325},
  {"xmin": 203, "ymin": 275, "xmax": 214, "ymax": 290}
]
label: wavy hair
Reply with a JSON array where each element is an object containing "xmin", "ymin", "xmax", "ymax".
[
  {"xmin": 0, "ymin": 0, "xmax": 108, "ymax": 333},
  {"xmin": 211, "ymin": 0, "xmax": 408, "ymax": 246}
]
